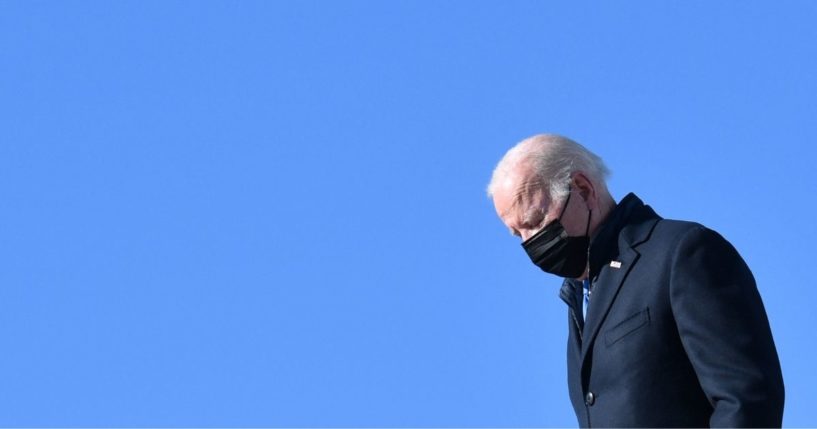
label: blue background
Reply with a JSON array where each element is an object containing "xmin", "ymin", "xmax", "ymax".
[{"xmin": 1, "ymin": 1, "xmax": 815, "ymax": 426}]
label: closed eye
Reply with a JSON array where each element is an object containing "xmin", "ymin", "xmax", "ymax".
[{"xmin": 520, "ymin": 217, "xmax": 546, "ymax": 232}]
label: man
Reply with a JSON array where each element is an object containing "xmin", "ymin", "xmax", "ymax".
[{"xmin": 487, "ymin": 134, "xmax": 784, "ymax": 428}]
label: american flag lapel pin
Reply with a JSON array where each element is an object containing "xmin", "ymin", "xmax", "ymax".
[{"xmin": 610, "ymin": 261, "xmax": 622, "ymax": 269}]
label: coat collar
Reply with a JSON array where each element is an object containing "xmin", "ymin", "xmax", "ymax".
[{"xmin": 588, "ymin": 193, "xmax": 659, "ymax": 276}]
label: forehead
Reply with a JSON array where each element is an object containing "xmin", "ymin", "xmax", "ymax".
[{"xmin": 493, "ymin": 171, "xmax": 549, "ymax": 221}]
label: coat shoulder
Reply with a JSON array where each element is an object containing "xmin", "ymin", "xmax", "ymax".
[
  {"xmin": 652, "ymin": 218, "xmax": 705, "ymax": 236},
  {"xmin": 643, "ymin": 218, "xmax": 714, "ymax": 248}
]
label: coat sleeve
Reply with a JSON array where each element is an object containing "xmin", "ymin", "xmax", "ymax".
[{"xmin": 669, "ymin": 226, "xmax": 784, "ymax": 428}]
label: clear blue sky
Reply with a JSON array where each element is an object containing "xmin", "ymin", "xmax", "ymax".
[{"xmin": 1, "ymin": 1, "xmax": 815, "ymax": 426}]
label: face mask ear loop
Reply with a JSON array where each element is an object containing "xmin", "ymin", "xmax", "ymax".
[{"xmin": 557, "ymin": 189, "xmax": 573, "ymax": 221}]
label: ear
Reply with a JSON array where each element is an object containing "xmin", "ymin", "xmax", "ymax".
[{"xmin": 571, "ymin": 172, "xmax": 597, "ymax": 210}]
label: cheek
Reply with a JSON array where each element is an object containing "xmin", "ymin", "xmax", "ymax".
[{"xmin": 563, "ymin": 206, "xmax": 590, "ymax": 235}]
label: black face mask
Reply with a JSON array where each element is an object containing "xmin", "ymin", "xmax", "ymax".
[{"xmin": 521, "ymin": 190, "xmax": 592, "ymax": 278}]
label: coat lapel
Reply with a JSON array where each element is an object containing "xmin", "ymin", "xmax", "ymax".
[
  {"xmin": 578, "ymin": 215, "xmax": 659, "ymax": 365},
  {"xmin": 580, "ymin": 246, "xmax": 640, "ymax": 363}
]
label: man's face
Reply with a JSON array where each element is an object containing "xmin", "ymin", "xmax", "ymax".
[
  {"xmin": 492, "ymin": 167, "xmax": 587, "ymax": 242},
  {"xmin": 494, "ymin": 184, "xmax": 550, "ymax": 242}
]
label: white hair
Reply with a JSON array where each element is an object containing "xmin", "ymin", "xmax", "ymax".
[{"xmin": 486, "ymin": 134, "xmax": 611, "ymax": 203}]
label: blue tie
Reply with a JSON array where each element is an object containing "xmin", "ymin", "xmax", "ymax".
[{"xmin": 582, "ymin": 279, "xmax": 591, "ymax": 320}]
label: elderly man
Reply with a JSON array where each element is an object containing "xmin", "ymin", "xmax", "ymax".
[{"xmin": 487, "ymin": 134, "xmax": 784, "ymax": 427}]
